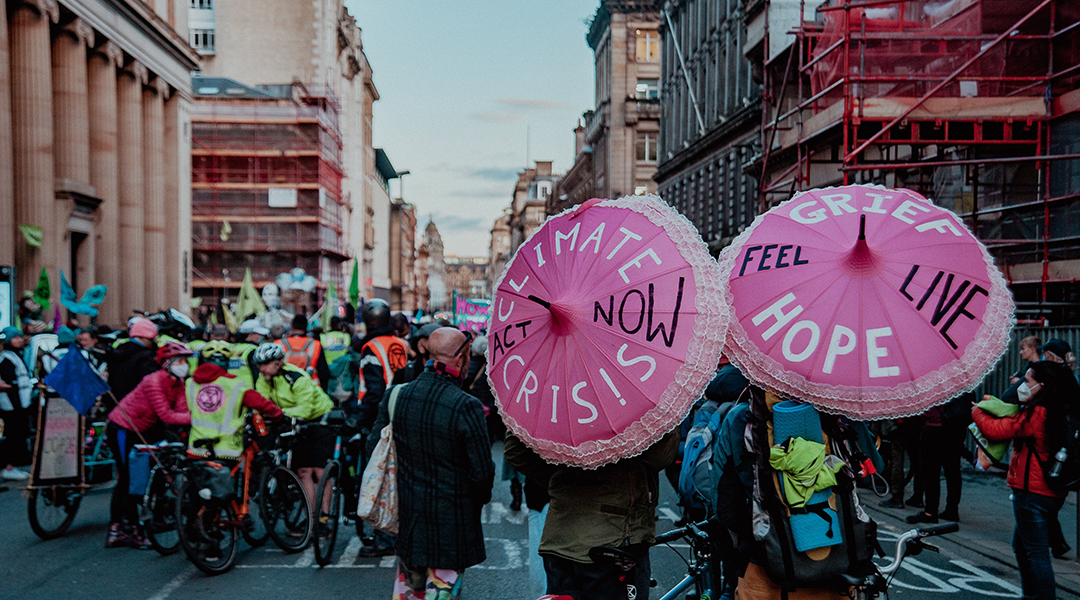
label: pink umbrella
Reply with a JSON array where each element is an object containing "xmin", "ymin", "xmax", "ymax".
[
  {"xmin": 487, "ymin": 196, "xmax": 728, "ymax": 468},
  {"xmin": 717, "ymin": 185, "xmax": 1014, "ymax": 420}
]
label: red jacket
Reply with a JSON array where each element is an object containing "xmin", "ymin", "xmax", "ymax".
[
  {"xmin": 191, "ymin": 363, "xmax": 283, "ymax": 419},
  {"xmin": 972, "ymin": 404, "xmax": 1064, "ymax": 498},
  {"xmin": 108, "ymin": 370, "xmax": 189, "ymax": 432}
]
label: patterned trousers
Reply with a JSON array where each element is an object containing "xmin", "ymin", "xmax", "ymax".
[{"xmin": 392, "ymin": 560, "xmax": 462, "ymax": 600}]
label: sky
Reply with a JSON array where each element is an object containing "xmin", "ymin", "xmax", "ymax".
[{"xmin": 344, "ymin": 0, "xmax": 599, "ymax": 257}]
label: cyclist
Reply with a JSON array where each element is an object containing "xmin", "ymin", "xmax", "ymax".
[
  {"xmin": 105, "ymin": 341, "xmax": 194, "ymax": 549},
  {"xmin": 251, "ymin": 343, "xmax": 333, "ymax": 518},
  {"xmin": 185, "ymin": 342, "xmax": 282, "ymax": 461},
  {"xmin": 320, "ymin": 316, "xmax": 351, "ymax": 365},
  {"xmin": 105, "ymin": 317, "xmax": 160, "ymax": 412},
  {"xmin": 277, "ymin": 314, "xmax": 330, "ymax": 391},
  {"xmin": 231, "ymin": 320, "xmax": 269, "ymax": 385}
]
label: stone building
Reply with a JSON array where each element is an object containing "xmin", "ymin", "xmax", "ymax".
[
  {"xmin": 423, "ymin": 220, "xmax": 447, "ymax": 312},
  {"xmin": 510, "ymin": 161, "xmax": 559, "ymax": 253},
  {"xmin": 552, "ymin": 0, "xmax": 661, "ymax": 214},
  {"xmin": 487, "ymin": 211, "xmax": 511, "ymax": 294},
  {"xmin": 0, "ymin": 0, "xmax": 198, "ymax": 324},
  {"xmin": 188, "ymin": 0, "xmax": 378, "ymax": 301},
  {"xmin": 443, "ymin": 255, "xmax": 489, "ymax": 300},
  {"xmin": 389, "ymin": 199, "xmax": 417, "ymax": 312},
  {"xmin": 654, "ymin": 0, "xmax": 761, "ymax": 253}
]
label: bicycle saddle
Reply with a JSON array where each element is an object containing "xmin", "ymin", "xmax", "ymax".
[{"xmin": 588, "ymin": 546, "xmax": 638, "ymax": 572}]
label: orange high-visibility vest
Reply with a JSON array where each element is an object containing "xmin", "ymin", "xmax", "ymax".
[
  {"xmin": 357, "ymin": 335, "xmax": 408, "ymax": 404},
  {"xmin": 277, "ymin": 336, "xmax": 323, "ymax": 384}
]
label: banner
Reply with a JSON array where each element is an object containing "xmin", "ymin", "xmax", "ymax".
[
  {"xmin": 31, "ymin": 395, "xmax": 83, "ymax": 485},
  {"xmin": 452, "ymin": 292, "xmax": 490, "ymax": 334}
]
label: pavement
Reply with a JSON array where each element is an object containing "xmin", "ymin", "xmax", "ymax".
[{"xmin": 865, "ymin": 460, "xmax": 1080, "ymax": 598}]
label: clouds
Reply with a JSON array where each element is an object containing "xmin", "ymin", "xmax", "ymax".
[
  {"xmin": 470, "ymin": 167, "xmax": 521, "ymax": 182},
  {"xmin": 471, "ymin": 111, "xmax": 523, "ymax": 123},
  {"xmin": 432, "ymin": 214, "xmax": 488, "ymax": 232},
  {"xmin": 495, "ymin": 97, "xmax": 577, "ymax": 110}
]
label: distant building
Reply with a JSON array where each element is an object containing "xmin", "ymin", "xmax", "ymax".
[
  {"xmin": 189, "ymin": 0, "xmax": 377, "ymax": 302},
  {"xmin": 510, "ymin": 161, "xmax": 560, "ymax": 253},
  {"xmin": 367, "ymin": 149, "xmax": 397, "ymax": 302},
  {"xmin": 389, "ymin": 199, "xmax": 418, "ymax": 312},
  {"xmin": 424, "ymin": 221, "xmax": 447, "ymax": 312},
  {"xmin": 654, "ymin": 0, "xmax": 761, "ymax": 253},
  {"xmin": 415, "ymin": 240, "xmax": 430, "ymax": 313},
  {"xmin": 444, "ymin": 256, "xmax": 490, "ymax": 300},
  {"xmin": 0, "ymin": 0, "xmax": 198, "ymax": 323},
  {"xmin": 551, "ymin": 0, "xmax": 661, "ymax": 214},
  {"xmin": 487, "ymin": 211, "xmax": 511, "ymax": 293}
]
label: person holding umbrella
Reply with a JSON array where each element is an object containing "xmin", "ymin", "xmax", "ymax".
[{"xmin": 972, "ymin": 361, "xmax": 1079, "ymax": 600}]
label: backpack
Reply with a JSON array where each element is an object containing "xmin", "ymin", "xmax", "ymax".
[
  {"xmin": 327, "ymin": 350, "xmax": 360, "ymax": 405},
  {"xmin": 677, "ymin": 399, "xmax": 732, "ymax": 513},
  {"xmin": 1029, "ymin": 397, "xmax": 1080, "ymax": 492},
  {"xmin": 745, "ymin": 389, "xmax": 878, "ymax": 591}
]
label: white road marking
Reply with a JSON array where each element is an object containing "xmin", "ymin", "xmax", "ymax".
[
  {"xmin": 482, "ymin": 502, "xmax": 528, "ymax": 525},
  {"xmin": 886, "ymin": 557, "xmax": 1021, "ymax": 596},
  {"xmin": 659, "ymin": 507, "xmax": 681, "ymax": 522},
  {"xmin": 146, "ymin": 572, "xmax": 191, "ymax": 600},
  {"xmin": 293, "ymin": 546, "xmax": 315, "ymax": 568},
  {"xmin": 379, "ymin": 555, "xmax": 397, "ymax": 568},
  {"xmin": 325, "ymin": 536, "xmax": 362, "ymax": 568}
]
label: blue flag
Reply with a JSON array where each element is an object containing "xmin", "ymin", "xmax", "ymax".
[{"xmin": 44, "ymin": 349, "xmax": 110, "ymax": 416}]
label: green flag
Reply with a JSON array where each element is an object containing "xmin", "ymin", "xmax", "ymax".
[
  {"xmin": 233, "ymin": 268, "xmax": 266, "ymax": 321},
  {"xmin": 19, "ymin": 224, "xmax": 42, "ymax": 248},
  {"xmin": 348, "ymin": 261, "xmax": 360, "ymax": 309},
  {"xmin": 33, "ymin": 268, "xmax": 50, "ymax": 312}
]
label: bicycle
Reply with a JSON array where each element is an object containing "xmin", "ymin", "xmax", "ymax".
[
  {"xmin": 590, "ymin": 519, "xmax": 720, "ymax": 600},
  {"xmin": 138, "ymin": 441, "xmax": 188, "ymax": 555},
  {"xmin": 260, "ymin": 418, "xmax": 313, "ymax": 553},
  {"xmin": 844, "ymin": 521, "xmax": 959, "ymax": 599},
  {"xmin": 311, "ymin": 413, "xmax": 361, "ymax": 566},
  {"xmin": 27, "ymin": 418, "xmax": 115, "ymax": 540}
]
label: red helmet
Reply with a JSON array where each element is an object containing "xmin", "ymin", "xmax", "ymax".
[{"xmin": 156, "ymin": 341, "xmax": 194, "ymax": 365}]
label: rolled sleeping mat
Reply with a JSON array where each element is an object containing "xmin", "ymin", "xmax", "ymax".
[{"xmin": 772, "ymin": 400, "xmax": 840, "ymax": 552}]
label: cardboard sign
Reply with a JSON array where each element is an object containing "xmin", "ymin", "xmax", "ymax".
[{"xmin": 31, "ymin": 395, "xmax": 83, "ymax": 485}]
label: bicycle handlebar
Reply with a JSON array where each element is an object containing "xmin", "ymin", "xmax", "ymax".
[
  {"xmin": 917, "ymin": 522, "xmax": 959, "ymax": 537},
  {"xmin": 654, "ymin": 518, "xmax": 717, "ymax": 545}
]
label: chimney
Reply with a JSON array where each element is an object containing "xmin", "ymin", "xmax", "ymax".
[
  {"xmin": 574, "ymin": 123, "xmax": 585, "ymax": 157},
  {"xmin": 535, "ymin": 161, "xmax": 553, "ymax": 176}
]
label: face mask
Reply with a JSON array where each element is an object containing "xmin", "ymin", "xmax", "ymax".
[
  {"xmin": 1018, "ymin": 382, "xmax": 1037, "ymax": 403},
  {"xmin": 169, "ymin": 362, "xmax": 189, "ymax": 379}
]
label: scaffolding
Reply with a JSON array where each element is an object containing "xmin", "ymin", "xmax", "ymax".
[
  {"xmin": 756, "ymin": 0, "xmax": 1080, "ymax": 323},
  {"xmin": 190, "ymin": 84, "xmax": 347, "ymax": 298}
]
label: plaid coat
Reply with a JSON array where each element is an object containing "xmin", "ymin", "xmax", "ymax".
[{"xmin": 367, "ymin": 369, "xmax": 495, "ymax": 570}]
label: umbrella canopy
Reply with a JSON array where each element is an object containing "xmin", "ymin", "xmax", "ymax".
[
  {"xmin": 487, "ymin": 195, "xmax": 728, "ymax": 468},
  {"xmin": 717, "ymin": 185, "xmax": 1013, "ymax": 420}
]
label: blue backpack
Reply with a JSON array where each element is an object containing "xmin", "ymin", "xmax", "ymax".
[{"xmin": 678, "ymin": 399, "xmax": 730, "ymax": 512}]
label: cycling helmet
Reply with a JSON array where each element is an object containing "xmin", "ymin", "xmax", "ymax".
[
  {"xmin": 361, "ymin": 299, "xmax": 391, "ymax": 331},
  {"xmin": 200, "ymin": 340, "xmax": 233, "ymax": 368},
  {"xmin": 252, "ymin": 342, "xmax": 285, "ymax": 364},
  {"xmin": 156, "ymin": 341, "xmax": 194, "ymax": 365}
]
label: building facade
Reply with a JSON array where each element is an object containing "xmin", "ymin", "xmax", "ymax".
[
  {"xmin": 389, "ymin": 199, "xmax": 418, "ymax": 312},
  {"xmin": 424, "ymin": 221, "xmax": 447, "ymax": 312},
  {"xmin": 188, "ymin": 0, "xmax": 379, "ymax": 302},
  {"xmin": 487, "ymin": 211, "xmax": 511, "ymax": 294},
  {"xmin": 0, "ymin": 0, "xmax": 198, "ymax": 324},
  {"xmin": 654, "ymin": 0, "xmax": 761, "ymax": 253},
  {"xmin": 510, "ymin": 161, "xmax": 559, "ymax": 252},
  {"xmin": 552, "ymin": 0, "xmax": 661, "ymax": 214},
  {"xmin": 750, "ymin": 0, "xmax": 1080, "ymax": 323},
  {"xmin": 444, "ymin": 256, "xmax": 489, "ymax": 300}
]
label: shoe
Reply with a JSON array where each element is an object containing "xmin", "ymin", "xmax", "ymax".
[
  {"xmin": 358, "ymin": 545, "xmax": 395, "ymax": 558},
  {"xmin": 879, "ymin": 498, "xmax": 905, "ymax": 509},
  {"xmin": 906, "ymin": 512, "xmax": 939, "ymax": 524},
  {"xmin": 2, "ymin": 467, "xmax": 28, "ymax": 481},
  {"xmin": 129, "ymin": 531, "xmax": 152, "ymax": 550},
  {"xmin": 105, "ymin": 523, "xmax": 131, "ymax": 548},
  {"xmin": 939, "ymin": 509, "xmax": 960, "ymax": 522},
  {"xmin": 1053, "ymin": 543, "xmax": 1071, "ymax": 558},
  {"xmin": 905, "ymin": 496, "xmax": 924, "ymax": 508}
]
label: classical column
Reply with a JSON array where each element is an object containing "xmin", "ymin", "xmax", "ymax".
[
  {"xmin": 10, "ymin": 0, "xmax": 59, "ymax": 294},
  {"xmin": 117, "ymin": 61, "xmax": 146, "ymax": 312},
  {"xmin": 143, "ymin": 78, "xmax": 166, "ymax": 311},
  {"xmin": 89, "ymin": 41, "xmax": 122, "ymax": 324},
  {"xmin": 0, "ymin": 4, "xmax": 14, "ymax": 266},
  {"xmin": 52, "ymin": 19, "xmax": 94, "ymax": 286},
  {"xmin": 162, "ymin": 91, "xmax": 184, "ymax": 309}
]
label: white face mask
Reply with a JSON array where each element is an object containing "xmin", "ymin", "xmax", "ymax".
[
  {"xmin": 168, "ymin": 362, "xmax": 190, "ymax": 379},
  {"xmin": 1018, "ymin": 381, "xmax": 1039, "ymax": 403}
]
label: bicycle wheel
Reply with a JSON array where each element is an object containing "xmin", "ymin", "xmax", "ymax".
[
  {"xmin": 143, "ymin": 466, "xmax": 180, "ymax": 555},
  {"xmin": 313, "ymin": 461, "xmax": 342, "ymax": 566},
  {"xmin": 176, "ymin": 472, "xmax": 240, "ymax": 575},
  {"xmin": 27, "ymin": 486, "xmax": 82, "ymax": 540},
  {"xmin": 240, "ymin": 461, "xmax": 269, "ymax": 548},
  {"xmin": 261, "ymin": 466, "xmax": 312, "ymax": 553}
]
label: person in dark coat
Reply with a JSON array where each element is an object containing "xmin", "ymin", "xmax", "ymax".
[
  {"xmin": 366, "ymin": 327, "xmax": 494, "ymax": 597},
  {"xmin": 907, "ymin": 392, "xmax": 973, "ymax": 523},
  {"xmin": 105, "ymin": 318, "xmax": 160, "ymax": 412}
]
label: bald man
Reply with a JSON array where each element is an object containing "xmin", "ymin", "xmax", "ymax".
[{"xmin": 366, "ymin": 327, "xmax": 494, "ymax": 597}]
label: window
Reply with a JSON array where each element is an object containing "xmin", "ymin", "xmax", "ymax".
[
  {"xmin": 636, "ymin": 30, "xmax": 659, "ymax": 62},
  {"xmin": 190, "ymin": 28, "xmax": 215, "ymax": 52},
  {"xmin": 636, "ymin": 132, "xmax": 658, "ymax": 162},
  {"xmin": 635, "ymin": 79, "xmax": 659, "ymax": 100},
  {"xmin": 190, "ymin": 0, "xmax": 213, "ymax": 7}
]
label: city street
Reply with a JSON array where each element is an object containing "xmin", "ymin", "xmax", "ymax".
[{"xmin": 0, "ymin": 443, "xmax": 1065, "ymax": 600}]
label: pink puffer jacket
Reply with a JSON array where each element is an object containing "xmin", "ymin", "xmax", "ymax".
[{"xmin": 108, "ymin": 369, "xmax": 190, "ymax": 432}]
